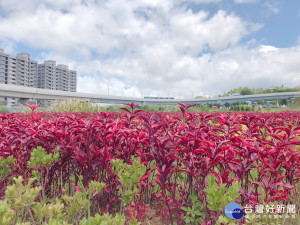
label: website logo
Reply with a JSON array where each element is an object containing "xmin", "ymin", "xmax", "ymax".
[{"xmin": 225, "ymin": 202, "xmax": 243, "ymax": 219}]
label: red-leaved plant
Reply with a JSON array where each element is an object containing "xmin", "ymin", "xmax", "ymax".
[{"xmin": 0, "ymin": 102, "xmax": 299, "ymax": 224}]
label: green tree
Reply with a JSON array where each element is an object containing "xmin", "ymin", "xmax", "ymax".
[
  {"xmin": 240, "ymin": 87, "xmax": 253, "ymax": 95},
  {"xmin": 279, "ymin": 99, "xmax": 287, "ymax": 105}
]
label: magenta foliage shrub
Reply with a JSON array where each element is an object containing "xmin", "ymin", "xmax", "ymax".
[{"xmin": 0, "ymin": 103, "xmax": 299, "ymax": 224}]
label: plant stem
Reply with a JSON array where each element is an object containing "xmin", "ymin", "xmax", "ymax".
[{"xmin": 28, "ymin": 208, "xmax": 37, "ymax": 225}]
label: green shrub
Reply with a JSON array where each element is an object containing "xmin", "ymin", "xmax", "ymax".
[
  {"xmin": 50, "ymin": 100, "xmax": 101, "ymax": 112},
  {"xmin": 0, "ymin": 107, "xmax": 9, "ymax": 113}
]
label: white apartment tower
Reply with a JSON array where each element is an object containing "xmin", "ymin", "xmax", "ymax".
[
  {"xmin": 69, "ymin": 70, "xmax": 77, "ymax": 92},
  {"xmin": 38, "ymin": 60, "xmax": 57, "ymax": 90},
  {"xmin": 56, "ymin": 64, "xmax": 70, "ymax": 91},
  {"xmin": 0, "ymin": 49, "xmax": 18, "ymax": 105},
  {"xmin": 0, "ymin": 48, "xmax": 77, "ymax": 105},
  {"xmin": 16, "ymin": 53, "xmax": 38, "ymax": 88},
  {"xmin": 38, "ymin": 61, "xmax": 77, "ymax": 92},
  {"xmin": 0, "ymin": 49, "xmax": 17, "ymax": 85}
]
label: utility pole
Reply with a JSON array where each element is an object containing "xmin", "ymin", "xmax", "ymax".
[{"xmin": 108, "ymin": 85, "xmax": 109, "ymax": 95}]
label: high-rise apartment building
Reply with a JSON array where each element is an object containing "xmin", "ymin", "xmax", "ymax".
[
  {"xmin": 0, "ymin": 49, "xmax": 17, "ymax": 85},
  {"xmin": 16, "ymin": 53, "xmax": 38, "ymax": 88},
  {"xmin": 69, "ymin": 70, "xmax": 77, "ymax": 92},
  {"xmin": 56, "ymin": 64, "xmax": 69, "ymax": 91},
  {"xmin": 0, "ymin": 48, "xmax": 77, "ymax": 105},
  {"xmin": 0, "ymin": 49, "xmax": 18, "ymax": 105},
  {"xmin": 38, "ymin": 61, "xmax": 77, "ymax": 92},
  {"xmin": 38, "ymin": 60, "xmax": 57, "ymax": 90}
]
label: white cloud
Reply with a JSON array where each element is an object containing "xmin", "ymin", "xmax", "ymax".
[
  {"xmin": 169, "ymin": 10, "xmax": 256, "ymax": 52},
  {"xmin": 259, "ymin": 45, "xmax": 278, "ymax": 53},
  {"xmin": 0, "ymin": 39, "xmax": 16, "ymax": 54},
  {"xmin": 234, "ymin": 0, "xmax": 258, "ymax": 3},
  {"xmin": 182, "ymin": 0, "xmax": 222, "ymax": 3},
  {"xmin": 1, "ymin": 0, "xmax": 298, "ymax": 98},
  {"xmin": 0, "ymin": 1, "xmax": 259, "ymax": 56},
  {"xmin": 264, "ymin": 1, "xmax": 280, "ymax": 15},
  {"xmin": 71, "ymin": 45, "xmax": 300, "ymax": 97}
]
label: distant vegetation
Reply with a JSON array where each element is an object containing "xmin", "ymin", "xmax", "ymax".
[
  {"xmin": 0, "ymin": 107, "xmax": 9, "ymax": 113},
  {"xmin": 219, "ymin": 85, "xmax": 300, "ymax": 97},
  {"xmin": 50, "ymin": 100, "xmax": 101, "ymax": 112}
]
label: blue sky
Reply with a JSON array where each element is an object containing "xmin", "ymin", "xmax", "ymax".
[
  {"xmin": 192, "ymin": 1, "xmax": 300, "ymax": 47},
  {"xmin": 0, "ymin": 0, "xmax": 299, "ymax": 98}
]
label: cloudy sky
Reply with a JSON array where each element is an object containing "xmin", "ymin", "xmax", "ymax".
[{"xmin": 0, "ymin": 0, "xmax": 300, "ymax": 98}]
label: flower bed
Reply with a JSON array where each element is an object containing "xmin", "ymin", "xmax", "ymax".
[{"xmin": 0, "ymin": 103, "xmax": 299, "ymax": 224}]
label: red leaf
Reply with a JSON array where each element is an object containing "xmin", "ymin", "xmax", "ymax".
[{"xmin": 75, "ymin": 186, "xmax": 82, "ymax": 193}]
